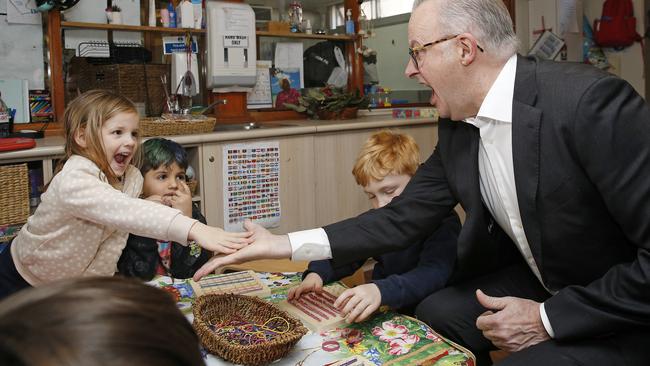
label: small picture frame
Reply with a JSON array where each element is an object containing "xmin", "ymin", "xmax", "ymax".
[{"xmin": 528, "ymin": 30, "xmax": 565, "ymax": 60}]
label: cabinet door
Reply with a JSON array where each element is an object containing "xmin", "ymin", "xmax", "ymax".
[
  {"xmin": 314, "ymin": 124, "xmax": 438, "ymax": 227},
  {"xmin": 201, "ymin": 135, "xmax": 317, "ymax": 233}
]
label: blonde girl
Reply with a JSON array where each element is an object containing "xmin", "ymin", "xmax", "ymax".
[{"xmin": 0, "ymin": 90, "xmax": 250, "ymax": 299}]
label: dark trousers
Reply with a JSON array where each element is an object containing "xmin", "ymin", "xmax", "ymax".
[
  {"xmin": 415, "ymin": 262, "xmax": 650, "ymax": 366},
  {"xmin": 0, "ymin": 241, "xmax": 31, "ymax": 300}
]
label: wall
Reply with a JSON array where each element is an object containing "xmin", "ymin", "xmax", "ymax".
[
  {"xmin": 583, "ymin": 0, "xmax": 645, "ymax": 97},
  {"xmin": 0, "ymin": 13, "xmax": 45, "ymax": 90},
  {"xmin": 365, "ymin": 0, "xmax": 647, "ymax": 98},
  {"xmin": 363, "ymin": 17, "xmax": 429, "ymax": 91},
  {"xmin": 519, "ymin": 0, "xmax": 645, "ymax": 98}
]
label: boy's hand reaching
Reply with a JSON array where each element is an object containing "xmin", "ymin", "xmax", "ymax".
[
  {"xmin": 188, "ymin": 222, "xmax": 252, "ymax": 256},
  {"xmin": 334, "ymin": 284, "xmax": 382, "ymax": 323},
  {"xmin": 288, "ymin": 272, "xmax": 323, "ymax": 300},
  {"xmin": 193, "ymin": 220, "xmax": 292, "ymax": 281}
]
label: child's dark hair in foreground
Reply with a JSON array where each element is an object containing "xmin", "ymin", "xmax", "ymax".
[{"xmin": 0, "ymin": 276, "xmax": 204, "ymax": 366}]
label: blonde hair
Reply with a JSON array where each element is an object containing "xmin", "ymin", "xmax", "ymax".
[
  {"xmin": 55, "ymin": 89, "xmax": 140, "ymax": 187},
  {"xmin": 352, "ymin": 130, "xmax": 420, "ymax": 187}
]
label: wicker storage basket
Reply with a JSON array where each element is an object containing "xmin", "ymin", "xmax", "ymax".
[
  {"xmin": 140, "ymin": 115, "xmax": 216, "ymax": 137},
  {"xmin": 193, "ymin": 294, "xmax": 308, "ymax": 366},
  {"xmin": 66, "ymin": 58, "xmax": 171, "ymax": 116},
  {"xmin": 0, "ymin": 164, "xmax": 30, "ymax": 226}
]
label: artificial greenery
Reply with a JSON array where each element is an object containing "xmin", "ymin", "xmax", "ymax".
[{"xmin": 284, "ymin": 86, "xmax": 369, "ymax": 119}]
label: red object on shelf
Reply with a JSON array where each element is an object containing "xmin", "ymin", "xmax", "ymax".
[{"xmin": 0, "ymin": 138, "xmax": 36, "ymax": 152}]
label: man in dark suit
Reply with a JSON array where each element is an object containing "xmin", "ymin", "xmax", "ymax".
[{"xmin": 195, "ymin": 0, "xmax": 650, "ymax": 364}]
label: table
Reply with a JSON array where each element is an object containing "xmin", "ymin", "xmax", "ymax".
[{"xmin": 149, "ymin": 272, "xmax": 476, "ymax": 366}]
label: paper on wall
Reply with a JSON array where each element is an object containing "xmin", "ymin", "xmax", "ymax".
[
  {"xmin": 558, "ymin": 0, "xmax": 579, "ymax": 35},
  {"xmin": 274, "ymin": 42, "xmax": 304, "ymax": 88},
  {"xmin": 222, "ymin": 141, "xmax": 281, "ymax": 232},
  {"xmin": 247, "ymin": 60, "xmax": 273, "ymax": 109},
  {"xmin": 0, "ymin": 16, "xmax": 45, "ymax": 89}
]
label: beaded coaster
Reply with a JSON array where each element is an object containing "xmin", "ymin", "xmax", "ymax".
[
  {"xmin": 278, "ymin": 283, "xmax": 347, "ymax": 332},
  {"xmin": 191, "ymin": 270, "xmax": 271, "ymax": 298}
]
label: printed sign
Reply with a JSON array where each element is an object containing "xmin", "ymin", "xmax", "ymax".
[{"xmin": 223, "ymin": 35, "xmax": 249, "ymax": 48}]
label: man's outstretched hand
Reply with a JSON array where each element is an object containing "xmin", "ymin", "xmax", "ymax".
[{"xmin": 192, "ymin": 220, "xmax": 292, "ymax": 281}]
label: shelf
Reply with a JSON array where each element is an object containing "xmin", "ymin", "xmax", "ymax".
[
  {"xmin": 59, "ymin": 23, "xmax": 354, "ymax": 40},
  {"xmin": 60, "ymin": 21, "xmax": 205, "ymax": 34},
  {"xmin": 256, "ymin": 31, "xmax": 356, "ymax": 41}
]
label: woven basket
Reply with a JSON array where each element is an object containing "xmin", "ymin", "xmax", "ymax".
[
  {"xmin": 140, "ymin": 116, "xmax": 216, "ymax": 137},
  {"xmin": 0, "ymin": 164, "xmax": 30, "ymax": 226},
  {"xmin": 193, "ymin": 294, "xmax": 308, "ymax": 366}
]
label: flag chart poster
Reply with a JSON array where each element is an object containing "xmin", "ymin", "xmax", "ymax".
[{"xmin": 222, "ymin": 141, "xmax": 281, "ymax": 232}]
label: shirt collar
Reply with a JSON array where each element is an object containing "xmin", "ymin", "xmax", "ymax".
[{"xmin": 467, "ymin": 54, "xmax": 517, "ymax": 124}]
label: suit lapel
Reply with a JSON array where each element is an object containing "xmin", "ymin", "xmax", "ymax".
[{"xmin": 512, "ymin": 56, "xmax": 543, "ymax": 264}]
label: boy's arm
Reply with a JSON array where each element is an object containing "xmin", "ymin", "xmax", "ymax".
[
  {"xmin": 305, "ymin": 258, "xmax": 366, "ymax": 284},
  {"xmin": 373, "ymin": 212, "xmax": 460, "ymax": 309},
  {"xmin": 117, "ymin": 234, "xmax": 159, "ymax": 281}
]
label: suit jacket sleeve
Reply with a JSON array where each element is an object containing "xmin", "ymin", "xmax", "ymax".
[
  {"xmin": 374, "ymin": 212, "xmax": 460, "ymax": 309},
  {"xmin": 324, "ymin": 146, "xmax": 458, "ymax": 267},
  {"xmin": 305, "ymin": 258, "xmax": 366, "ymax": 284},
  {"xmin": 544, "ymin": 75, "xmax": 650, "ymax": 339}
]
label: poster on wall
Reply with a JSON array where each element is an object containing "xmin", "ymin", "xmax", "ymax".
[{"xmin": 222, "ymin": 141, "xmax": 281, "ymax": 232}]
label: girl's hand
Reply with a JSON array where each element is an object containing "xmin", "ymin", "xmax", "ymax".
[
  {"xmin": 188, "ymin": 222, "xmax": 252, "ymax": 255},
  {"xmin": 193, "ymin": 220, "xmax": 292, "ymax": 281},
  {"xmin": 288, "ymin": 272, "xmax": 323, "ymax": 300},
  {"xmin": 334, "ymin": 284, "xmax": 382, "ymax": 323},
  {"xmin": 169, "ymin": 180, "xmax": 193, "ymax": 217}
]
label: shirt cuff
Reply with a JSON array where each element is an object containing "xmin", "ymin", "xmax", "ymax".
[
  {"xmin": 539, "ymin": 302, "xmax": 555, "ymax": 339},
  {"xmin": 287, "ymin": 228, "xmax": 332, "ymax": 261}
]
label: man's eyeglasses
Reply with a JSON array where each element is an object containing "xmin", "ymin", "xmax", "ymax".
[{"xmin": 408, "ymin": 34, "xmax": 484, "ymax": 70}]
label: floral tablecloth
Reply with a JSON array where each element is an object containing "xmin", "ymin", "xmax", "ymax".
[{"xmin": 149, "ymin": 272, "xmax": 475, "ymax": 366}]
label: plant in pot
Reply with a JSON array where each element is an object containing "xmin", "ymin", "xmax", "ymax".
[{"xmin": 284, "ymin": 86, "xmax": 369, "ymax": 120}]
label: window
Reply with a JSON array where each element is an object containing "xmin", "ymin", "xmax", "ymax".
[
  {"xmin": 329, "ymin": 4, "xmax": 345, "ymax": 29},
  {"xmin": 374, "ymin": 0, "xmax": 414, "ymax": 18},
  {"xmin": 328, "ymin": 0, "xmax": 414, "ymax": 29}
]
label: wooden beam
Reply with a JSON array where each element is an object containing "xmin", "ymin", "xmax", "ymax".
[
  {"xmin": 48, "ymin": 10, "xmax": 65, "ymax": 126},
  {"xmin": 345, "ymin": 0, "xmax": 364, "ymax": 94}
]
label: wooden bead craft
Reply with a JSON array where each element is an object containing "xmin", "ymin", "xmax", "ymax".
[
  {"xmin": 190, "ymin": 270, "xmax": 271, "ymax": 297},
  {"xmin": 278, "ymin": 283, "xmax": 348, "ymax": 332}
]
